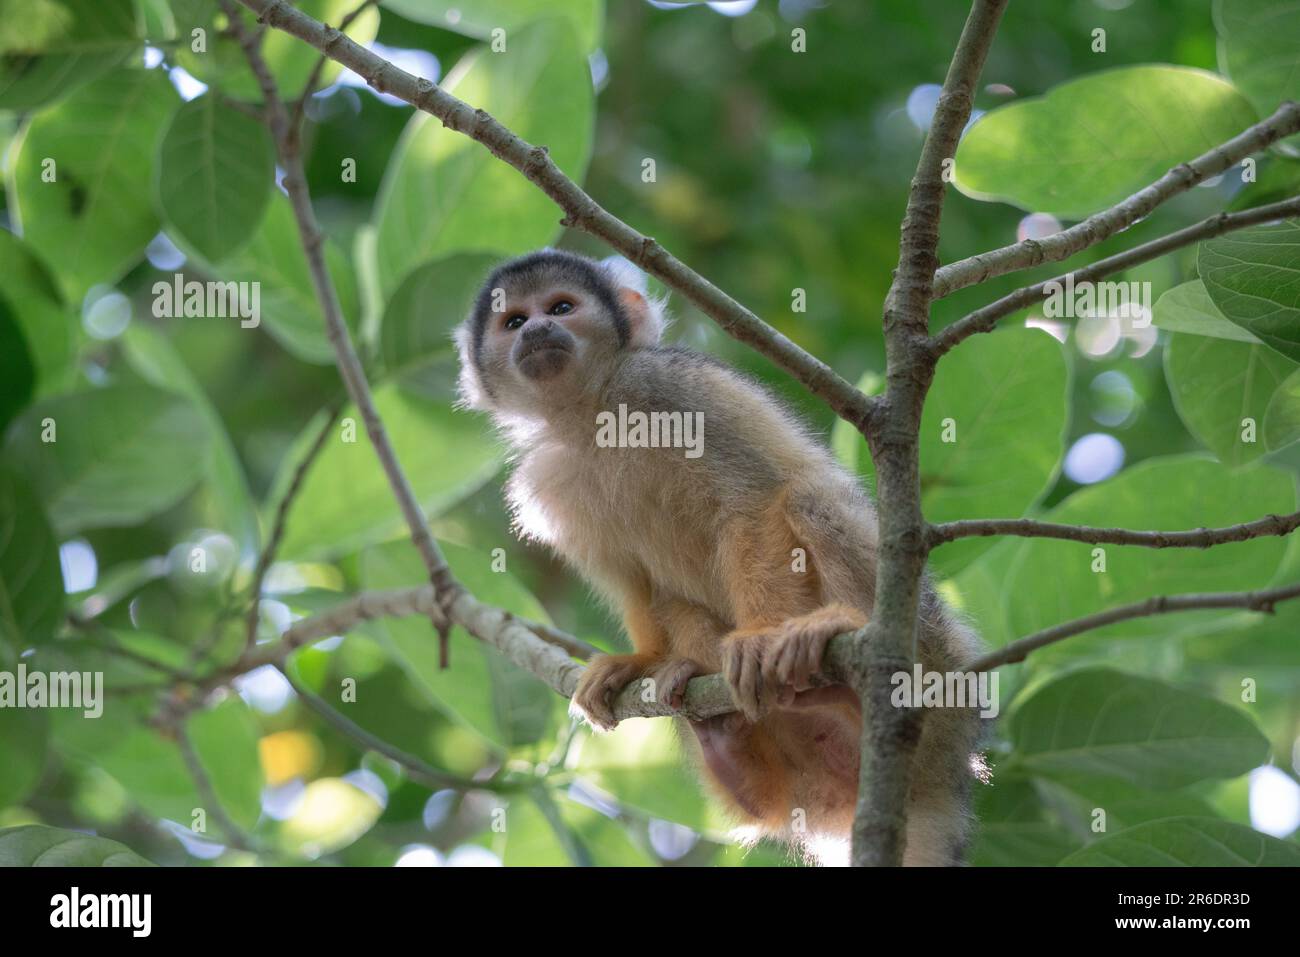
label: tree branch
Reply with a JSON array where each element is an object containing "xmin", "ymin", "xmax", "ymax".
[
  {"xmin": 243, "ymin": 402, "xmax": 340, "ymax": 653},
  {"xmin": 855, "ymin": 0, "xmax": 1007, "ymax": 867},
  {"xmin": 931, "ymin": 101, "xmax": 1300, "ymax": 299},
  {"xmin": 220, "ymin": 1, "xmax": 462, "ymax": 664},
  {"xmin": 928, "ymin": 510, "xmax": 1300, "ymax": 550},
  {"xmin": 233, "ymin": 0, "xmax": 876, "ymax": 434},
  {"xmin": 966, "ymin": 580, "xmax": 1300, "ymax": 672},
  {"xmin": 932, "ymin": 195, "xmax": 1300, "ymax": 356},
  {"xmin": 289, "ymin": 0, "xmax": 377, "ymax": 132}
]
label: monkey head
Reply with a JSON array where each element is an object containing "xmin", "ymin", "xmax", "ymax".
[{"xmin": 454, "ymin": 250, "xmax": 665, "ymax": 419}]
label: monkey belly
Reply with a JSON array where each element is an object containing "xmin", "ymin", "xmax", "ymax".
[{"xmin": 688, "ymin": 706, "xmax": 860, "ymax": 836}]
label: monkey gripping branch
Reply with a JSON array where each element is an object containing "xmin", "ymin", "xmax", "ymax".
[{"xmin": 219, "ymin": 0, "xmax": 1300, "ymax": 867}]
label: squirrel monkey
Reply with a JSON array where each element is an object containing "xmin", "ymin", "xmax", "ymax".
[{"xmin": 455, "ymin": 250, "xmax": 984, "ymax": 866}]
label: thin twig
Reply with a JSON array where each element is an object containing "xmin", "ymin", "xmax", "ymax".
[
  {"xmin": 220, "ymin": 0, "xmax": 461, "ymax": 666},
  {"xmin": 289, "ymin": 0, "xmax": 378, "ymax": 133},
  {"xmin": 928, "ymin": 510, "xmax": 1300, "ymax": 550},
  {"xmin": 278, "ymin": 666, "xmax": 503, "ymax": 792},
  {"xmin": 967, "ymin": 580, "xmax": 1300, "ymax": 672},
  {"xmin": 173, "ymin": 723, "xmax": 256, "ymax": 851},
  {"xmin": 933, "ymin": 195, "xmax": 1300, "ymax": 356},
  {"xmin": 931, "ymin": 102, "xmax": 1300, "ymax": 299},
  {"xmin": 243, "ymin": 403, "xmax": 341, "ymax": 654}
]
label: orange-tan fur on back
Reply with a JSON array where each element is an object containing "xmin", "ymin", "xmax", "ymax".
[{"xmin": 456, "ymin": 250, "xmax": 985, "ymax": 865}]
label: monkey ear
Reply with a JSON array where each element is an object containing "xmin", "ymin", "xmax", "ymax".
[
  {"xmin": 452, "ymin": 321, "xmax": 491, "ymax": 410},
  {"xmin": 619, "ymin": 286, "xmax": 667, "ymax": 347}
]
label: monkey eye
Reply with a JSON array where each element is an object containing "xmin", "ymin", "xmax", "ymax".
[
  {"xmin": 504, "ymin": 313, "xmax": 528, "ymax": 331},
  {"xmin": 547, "ymin": 299, "xmax": 574, "ymax": 316}
]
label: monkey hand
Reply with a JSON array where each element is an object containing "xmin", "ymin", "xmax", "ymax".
[{"xmin": 572, "ymin": 653, "xmax": 704, "ymax": 731}]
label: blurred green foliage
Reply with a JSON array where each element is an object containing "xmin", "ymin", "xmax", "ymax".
[{"xmin": 0, "ymin": 0, "xmax": 1299, "ymax": 867}]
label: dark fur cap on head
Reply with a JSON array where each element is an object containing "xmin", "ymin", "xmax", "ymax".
[{"xmin": 465, "ymin": 250, "xmax": 632, "ymax": 372}]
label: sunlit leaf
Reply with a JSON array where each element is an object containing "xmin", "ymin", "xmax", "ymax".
[
  {"xmin": 177, "ymin": 0, "xmax": 379, "ymax": 103},
  {"xmin": 180, "ymin": 194, "xmax": 362, "ymax": 365},
  {"xmin": 1152, "ymin": 280, "xmax": 1261, "ymax": 343},
  {"xmin": 0, "ymin": 0, "xmax": 139, "ymax": 111},
  {"xmin": 155, "ymin": 94, "xmax": 275, "ymax": 262},
  {"xmin": 1200, "ymin": 219, "xmax": 1300, "ymax": 363},
  {"xmin": 954, "ymin": 66, "xmax": 1257, "ymax": 218},
  {"xmin": 1164, "ymin": 327, "xmax": 1296, "ymax": 467},
  {"xmin": 381, "ymin": 0, "xmax": 605, "ymax": 53},
  {"xmin": 186, "ymin": 697, "xmax": 264, "ymax": 830},
  {"xmin": 1215, "ymin": 0, "xmax": 1300, "ymax": 132},
  {"xmin": 848, "ymin": 328, "xmax": 1068, "ymax": 577},
  {"xmin": 359, "ymin": 539, "xmax": 564, "ymax": 753},
  {"xmin": 374, "ymin": 19, "xmax": 594, "ymax": 294},
  {"xmin": 575, "ymin": 719, "xmax": 732, "ymax": 835},
  {"xmin": 10, "ymin": 66, "xmax": 178, "ymax": 300},
  {"xmin": 274, "ymin": 386, "xmax": 500, "ymax": 560},
  {"xmin": 380, "ymin": 252, "xmax": 500, "ymax": 378}
]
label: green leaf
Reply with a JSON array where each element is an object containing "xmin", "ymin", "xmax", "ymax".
[
  {"xmin": 970, "ymin": 776, "xmax": 1079, "ymax": 867},
  {"xmin": 0, "ymin": 469, "xmax": 64, "ymax": 653},
  {"xmin": 154, "ymin": 93, "xmax": 275, "ymax": 262},
  {"xmin": 185, "ymin": 697, "xmax": 264, "ymax": 831},
  {"xmin": 1152, "ymin": 280, "xmax": 1261, "ymax": 343},
  {"xmin": 380, "ymin": 252, "xmax": 500, "ymax": 378},
  {"xmin": 274, "ymin": 386, "xmax": 500, "ymax": 560},
  {"xmin": 1200, "ymin": 219, "xmax": 1300, "ymax": 363},
  {"xmin": 1164, "ymin": 327, "xmax": 1296, "ymax": 467},
  {"xmin": 0, "ymin": 298, "xmax": 35, "ymax": 434},
  {"xmin": 1005, "ymin": 456, "xmax": 1295, "ymax": 644},
  {"xmin": 1008, "ymin": 668, "xmax": 1269, "ymax": 789},
  {"xmin": 0, "ymin": 825, "xmax": 154, "ymax": 866},
  {"xmin": 954, "ymin": 66, "xmax": 1257, "ymax": 218},
  {"xmin": 9, "ymin": 66, "xmax": 179, "ymax": 301},
  {"xmin": 0, "ymin": 0, "xmax": 139, "ymax": 111},
  {"xmin": 498, "ymin": 791, "xmax": 653, "ymax": 867},
  {"xmin": 121, "ymin": 324, "xmax": 259, "ymax": 556},
  {"xmin": 183, "ymin": 194, "xmax": 361, "ymax": 365},
  {"xmin": 359, "ymin": 539, "xmax": 565, "ymax": 753},
  {"xmin": 52, "ymin": 692, "xmax": 262, "ymax": 831},
  {"xmin": 1061, "ymin": 817, "xmax": 1300, "ymax": 866},
  {"xmin": 1263, "ymin": 366, "xmax": 1300, "ymax": 452},
  {"xmin": 374, "ymin": 19, "xmax": 594, "ymax": 294},
  {"xmin": 2, "ymin": 384, "xmax": 210, "ymax": 536},
  {"xmin": 1215, "ymin": 0, "xmax": 1300, "ymax": 130},
  {"xmin": 576, "ymin": 718, "xmax": 732, "ymax": 835},
  {"xmin": 0, "ymin": 708, "xmax": 48, "ymax": 808},
  {"xmin": 177, "ymin": 0, "xmax": 379, "ymax": 102},
  {"xmin": 851, "ymin": 328, "xmax": 1068, "ymax": 577},
  {"xmin": 0, "ymin": 231, "xmax": 74, "ymax": 397},
  {"xmin": 381, "ymin": 0, "xmax": 605, "ymax": 53}
]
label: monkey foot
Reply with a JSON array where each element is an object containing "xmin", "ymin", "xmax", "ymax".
[
  {"xmin": 572, "ymin": 654, "xmax": 703, "ymax": 731},
  {"xmin": 768, "ymin": 605, "xmax": 864, "ymax": 694},
  {"xmin": 723, "ymin": 605, "xmax": 866, "ymax": 721}
]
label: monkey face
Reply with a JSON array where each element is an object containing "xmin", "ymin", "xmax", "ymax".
[{"xmin": 478, "ymin": 284, "xmax": 623, "ymax": 402}]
